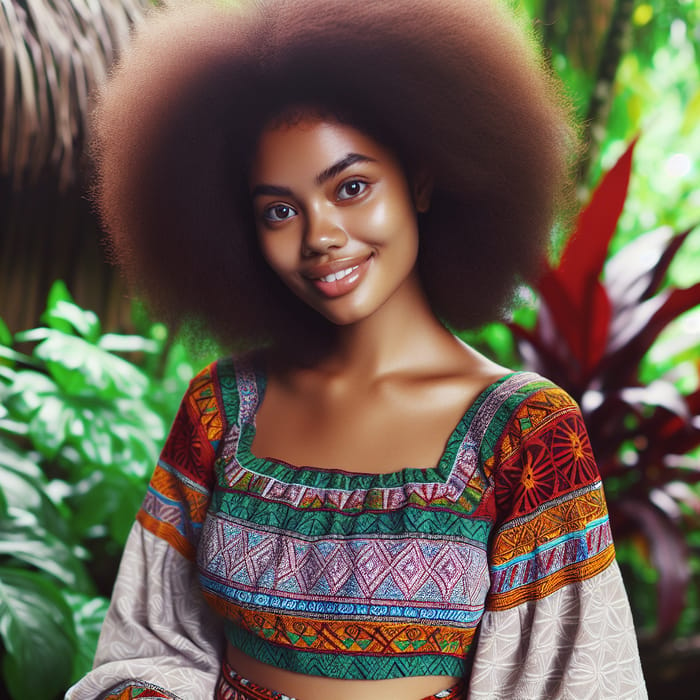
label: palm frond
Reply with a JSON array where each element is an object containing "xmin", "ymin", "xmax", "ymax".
[{"xmin": 0, "ymin": 0, "xmax": 152, "ymax": 190}]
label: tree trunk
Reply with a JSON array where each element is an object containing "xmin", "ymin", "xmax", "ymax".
[{"xmin": 577, "ymin": 0, "xmax": 636, "ymax": 194}]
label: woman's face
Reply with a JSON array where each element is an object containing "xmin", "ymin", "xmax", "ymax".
[{"xmin": 249, "ymin": 116, "xmax": 428, "ymax": 326}]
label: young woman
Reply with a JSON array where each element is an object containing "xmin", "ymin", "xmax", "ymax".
[{"xmin": 67, "ymin": 1, "xmax": 647, "ymax": 698}]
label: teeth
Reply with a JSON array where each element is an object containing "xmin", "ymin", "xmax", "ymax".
[{"xmin": 319, "ymin": 265, "xmax": 359, "ymax": 283}]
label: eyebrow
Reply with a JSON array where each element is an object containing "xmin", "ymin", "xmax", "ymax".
[
  {"xmin": 315, "ymin": 152, "xmax": 376, "ymax": 185},
  {"xmin": 250, "ymin": 184, "xmax": 293, "ymax": 199},
  {"xmin": 250, "ymin": 152, "xmax": 376, "ymax": 199}
]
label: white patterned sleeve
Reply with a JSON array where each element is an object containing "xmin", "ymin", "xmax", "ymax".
[
  {"xmin": 468, "ymin": 560, "xmax": 646, "ymax": 699},
  {"xmin": 468, "ymin": 383, "xmax": 647, "ymax": 698},
  {"xmin": 64, "ymin": 523, "xmax": 224, "ymax": 700}
]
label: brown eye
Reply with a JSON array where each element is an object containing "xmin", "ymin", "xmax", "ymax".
[
  {"xmin": 263, "ymin": 204, "xmax": 297, "ymax": 222},
  {"xmin": 337, "ymin": 180, "xmax": 368, "ymax": 201}
]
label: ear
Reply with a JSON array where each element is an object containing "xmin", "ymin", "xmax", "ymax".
[{"xmin": 412, "ymin": 170, "xmax": 434, "ymax": 213}]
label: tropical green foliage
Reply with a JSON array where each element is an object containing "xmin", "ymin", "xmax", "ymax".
[
  {"xmin": 0, "ymin": 1, "xmax": 698, "ymax": 698},
  {"xmin": 522, "ymin": 0, "xmax": 700, "ymax": 272},
  {"xmin": 0, "ymin": 282, "xmax": 205, "ymax": 699}
]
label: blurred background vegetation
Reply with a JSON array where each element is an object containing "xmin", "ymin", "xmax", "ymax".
[{"xmin": 0, "ymin": 0, "xmax": 698, "ymax": 698}]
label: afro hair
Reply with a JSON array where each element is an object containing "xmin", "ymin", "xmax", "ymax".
[{"xmin": 93, "ymin": 0, "xmax": 578, "ymax": 348}]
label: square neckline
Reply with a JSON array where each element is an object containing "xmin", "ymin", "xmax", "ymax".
[{"xmin": 231, "ymin": 362, "xmax": 523, "ymax": 489}]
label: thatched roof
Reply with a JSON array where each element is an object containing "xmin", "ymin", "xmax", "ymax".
[{"xmin": 0, "ymin": 0, "xmax": 152, "ymax": 190}]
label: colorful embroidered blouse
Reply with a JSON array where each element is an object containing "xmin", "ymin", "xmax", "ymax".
[
  {"xmin": 66, "ymin": 356, "xmax": 647, "ymax": 699},
  {"xmin": 142, "ymin": 356, "xmax": 611, "ymax": 675}
]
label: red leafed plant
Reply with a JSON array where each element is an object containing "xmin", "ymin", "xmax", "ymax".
[{"xmin": 511, "ymin": 140, "xmax": 700, "ymax": 640}]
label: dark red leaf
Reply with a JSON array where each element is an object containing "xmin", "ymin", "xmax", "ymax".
[
  {"xmin": 604, "ymin": 227, "xmax": 674, "ymax": 308},
  {"xmin": 550, "ymin": 138, "xmax": 637, "ymax": 309},
  {"xmin": 537, "ymin": 273, "xmax": 611, "ymax": 374},
  {"xmin": 604, "ymin": 226, "xmax": 696, "ymax": 310},
  {"xmin": 642, "ymin": 226, "xmax": 698, "ymax": 300},
  {"xmin": 618, "ymin": 382, "xmax": 690, "ymax": 419},
  {"xmin": 632, "ymin": 410, "xmax": 700, "ymax": 477},
  {"xmin": 606, "ymin": 294, "xmax": 667, "ymax": 357},
  {"xmin": 615, "ymin": 498, "xmax": 690, "ymax": 638},
  {"xmin": 536, "ymin": 271, "xmax": 581, "ymax": 355},
  {"xmin": 510, "ymin": 323, "xmax": 574, "ymax": 385},
  {"xmin": 664, "ymin": 455, "xmax": 700, "ymax": 472},
  {"xmin": 582, "ymin": 281, "xmax": 613, "ymax": 373},
  {"xmin": 657, "ymin": 419, "xmax": 700, "ymax": 459},
  {"xmin": 650, "ymin": 389, "xmax": 700, "ymax": 442},
  {"xmin": 657, "ymin": 468, "xmax": 700, "ymax": 486},
  {"xmin": 602, "ymin": 283, "xmax": 700, "ymax": 386},
  {"xmin": 649, "ymin": 488, "xmax": 683, "ymax": 521}
]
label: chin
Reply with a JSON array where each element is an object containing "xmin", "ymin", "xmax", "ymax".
[
  {"xmin": 308, "ymin": 301, "xmax": 371, "ymax": 327},
  {"xmin": 317, "ymin": 310, "xmax": 364, "ymax": 327}
]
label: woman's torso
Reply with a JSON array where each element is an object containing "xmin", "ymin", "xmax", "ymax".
[{"xmin": 196, "ymin": 348, "xmax": 519, "ymax": 698}]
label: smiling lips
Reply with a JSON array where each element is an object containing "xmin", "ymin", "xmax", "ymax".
[
  {"xmin": 319, "ymin": 265, "xmax": 359, "ymax": 283},
  {"xmin": 305, "ymin": 256, "xmax": 371, "ymax": 298}
]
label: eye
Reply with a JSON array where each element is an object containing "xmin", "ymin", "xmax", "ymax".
[
  {"xmin": 262, "ymin": 203, "xmax": 297, "ymax": 223},
  {"xmin": 337, "ymin": 179, "xmax": 368, "ymax": 201}
]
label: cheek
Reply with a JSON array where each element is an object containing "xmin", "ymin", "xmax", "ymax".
[
  {"xmin": 365, "ymin": 201, "xmax": 389, "ymax": 237},
  {"xmin": 366, "ymin": 197, "xmax": 420, "ymax": 263},
  {"xmin": 257, "ymin": 232, "xmax": 297, "ymax": 274}
]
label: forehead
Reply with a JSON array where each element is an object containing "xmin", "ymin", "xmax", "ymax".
[{"xmin": 249, "ymin": 117, "xmax": 400, "ymax": 187}]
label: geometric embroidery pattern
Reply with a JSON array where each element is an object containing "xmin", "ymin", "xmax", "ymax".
[
  {"xmin": 215, "ymin": 661, "xmax": 466, "ymax": 699},
  {"xmin": 98, "ymin": 680, "xmax": 179, "ymax": 699},
  {"xmin": 138, "ymin": 357, "xmax": 616, "ymax": 680}
]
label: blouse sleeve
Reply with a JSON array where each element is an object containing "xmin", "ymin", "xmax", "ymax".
[
  {"xmin": 468, "ymin": 383, "xmax": 647, "ymax": 699},
  {"xmin": 65, "ymin": 363, "xmax": 227, "ymax": 700}
]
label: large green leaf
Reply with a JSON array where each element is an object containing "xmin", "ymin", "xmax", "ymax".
[
  {"xmin": 69, "ymin": 471, "xmax": 146, "ymax": 546},
  {"xmin": 28, "ymin": 394, "xmax": 73, "ymax": 457},
  {"xmin": 0, "ymin": 438, "xmax": 45, "ymax": 482},
  {"xmin": 0, "ymin": 318, "xmax": 12, "ymax": 347},
  {"xmin": 0, "ymin": 345, "xmax": 38, "ymax": 367},
  {"xmin": 42, "ymin": 299, "xmax": 101, "ymax": 342},
  {"xmin": 0, "ymin": 442, "xmax": 67, "ymax": 536},
  {"xmin": 0, "ymin": 479, "xmax": 6, "ymax": 519},
  {"xmin": 33, "ymin": 331, "xmax": 150, "ymax": 399},
  {"xmin": 0, "ymin": 517, "xmax": 92, "ymax": 593},
  {"xmin": 6, "ymin": 370, "xmax": 164, "ymax": 468},
  {"xmin": 44, "ymin": 280, "xmax": 75, "ymax": 309},
  {"xmin": 0, "ymin": 568, "xmax": 76, "ymax": 700},
  {"xmin": 57, "ymin": 399, "xmax": 162, "ymax": 471},
  {"xmin": 98, "ymin": 333, "xmax": 161, "ymax": 354},
  {"xmin": 3, "ymin": 370, "xmax": 59, "ymax": 418}
]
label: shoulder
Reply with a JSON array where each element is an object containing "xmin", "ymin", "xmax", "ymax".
[
  {"xmin": 479, "ymin": 372, "xmax": 593, "ymax": 479},
  {"xmin": 482, "ymin": 373, "xmax": 601, "ymax": 519},
  {"xmin": 181, "ymin": 352, "xmax": 265, "ymax": 434},
  {"xmin": 488, "ymin": 372, "xmax": 584, "ymax": 449}
]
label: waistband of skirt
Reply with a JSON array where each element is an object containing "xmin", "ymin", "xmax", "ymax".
[{"xmin": 216, "ymin": 659, "xmax": 465, "ymax": 700}]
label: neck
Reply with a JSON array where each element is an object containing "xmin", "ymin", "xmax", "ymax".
[{"xmin": 316, "ymin": 271, "xmax": 454, "ymax": 379}]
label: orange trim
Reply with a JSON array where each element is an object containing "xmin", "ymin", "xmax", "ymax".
[
  {"xmin": 487, "ymin": 545, "xmax": 616, "ymax": 612},
  {"xmin": 490, "ymin": 488, "xmax": 609, "ymax": 566},
  {"xmin": 204, "ymin": 592, "xmax": 477, "ymax": 656},
  {"xmin": 136, "ymin": 510, "xmax": 196, "ymax": 561}
]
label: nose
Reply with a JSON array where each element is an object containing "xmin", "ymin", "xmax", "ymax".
[{"xmin": 302, "ymin": 204, "xmax": 348, "ymax": 256}]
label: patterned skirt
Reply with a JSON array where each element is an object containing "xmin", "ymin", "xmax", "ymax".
[{"xmin": 215, "ymin": 661, "xmax": 465, "ymax": 700}]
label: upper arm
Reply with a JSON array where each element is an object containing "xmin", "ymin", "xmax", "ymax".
[
  {"xmin": 65, "ymin": 361, "xmax": 232, "ymax": 700},
  {"xmin": 487, "ymin": 383, "xmax": 614, "ymax": 611},
  {"xmin": 138, "ymin": 361, "xmax": 226, "ymax": 560},
  {"xmin": 468, "ymin": 383, "xmax": 646, "ymax": 698}
]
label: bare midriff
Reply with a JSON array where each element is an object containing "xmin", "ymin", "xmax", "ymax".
[{"xmin": 225, "ymin": 644, "xmax": 460, "ymax": 700}]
